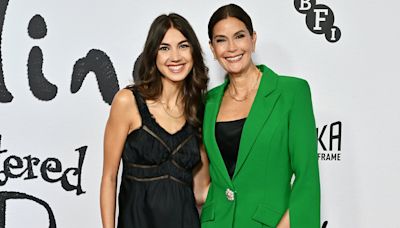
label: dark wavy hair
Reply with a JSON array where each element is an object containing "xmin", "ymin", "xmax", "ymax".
[
  {"xmin": 208, "ymin": 4, "xmax": 254, "ymax": 40},
  {"xmin": 130, "ymin": 13, "xmax": 208, "ymax": 132}
]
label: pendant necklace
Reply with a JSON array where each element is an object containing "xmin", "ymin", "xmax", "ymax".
[
  {"xmin": 228, "ymin": 70, "xmax": 261, "ymax": 102},
  {"xmin": 158, "ymin": 100, "xmax": 184, "ymax": 119}
]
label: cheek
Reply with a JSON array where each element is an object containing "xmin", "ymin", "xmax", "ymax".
[
  {"xmin": 156, "ymin": 54, "xmax": 166, "ymax": 65},
  {"xmin": 183, "ymin": 51, "xmax": 194, "ymax": 63},
  {"xmin": 246, "ymin": 40, "xmax": 255, "ymax": 51},
  {"xmin": 215, "ymin": 50, "xmax": 225, "ymax": 62},
  {"xmin": 155, "ymin": 57, "xmax": 165, "ymax": 73},
  {"xmin": 215, "ymin": 44, "xmax": 225, "ymax": 53}
]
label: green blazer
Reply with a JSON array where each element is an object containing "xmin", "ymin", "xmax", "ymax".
[{"xmin": 201, "ymin": 65, "xmax": 320, "ymax": 228}]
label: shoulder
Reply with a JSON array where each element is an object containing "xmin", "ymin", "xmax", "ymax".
[
  {"xmin": 277, "ymin": 75, "xmax": 311, "ymax": 95},
  {"xmin": 258, "ymin": 64, "xmax": 311, "ymax": 95},
  {"xmin": 279, "ymin": 76, "xmax": 311, "ymax": 107},
  {"xmin": 109, "ymin": 88, "xmax": 138, "ymax": 117},
  {"xmin": 112, "ymin": 88, "xmax": 136, "ymax": 106}
]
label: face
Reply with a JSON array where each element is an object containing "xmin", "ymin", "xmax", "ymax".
[
  {"xmin": 156, "ymin": 27, "xmax": 193, "ymax": 84},
  {"xmin": 210, "ymin": 17, "xmax": 256, "ymax": 75}
]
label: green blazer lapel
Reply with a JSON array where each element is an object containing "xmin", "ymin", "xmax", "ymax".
[
  {"xmin": 233, "ymin": 65, "xmax": 281, "ymax": 180},
  {"xmin": 203, "ymin": 79, "xmax": 233, "ymax": 187}
]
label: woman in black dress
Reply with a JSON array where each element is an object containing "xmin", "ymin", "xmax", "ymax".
[{"xmin": 100, "ymin": 13, "xmax": 209, "ymax": 228}]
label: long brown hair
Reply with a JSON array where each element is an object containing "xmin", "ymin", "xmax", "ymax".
[{"xmin": 130, "ymin": 13, "xmax": 208, "ymax": 132}]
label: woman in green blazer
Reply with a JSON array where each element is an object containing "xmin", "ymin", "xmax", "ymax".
[{"xmin": 201, "ymin": 4, "xmax": 320, "ymax": 228}]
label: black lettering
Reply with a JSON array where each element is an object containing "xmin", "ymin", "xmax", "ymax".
[
  {"xmin": 330, "ymin": 121, "xmax": 341, "ymax": 151},
  {"xmin": 0, "ymin": 191, "xmax": 56, "ymax": 227},
  {"xmin": 0, "ymin": 135, "xmax": 7, "ymax": 185},
  {"xmin": 71, "ymin": 49, "xmax": 120, "ymax": 105},
  {"xmin": 318, "ymin": 153, "xmax": 341, "ymax": 161},
  {"xmin": 3, "ymin": 156, "xmax": 24, "ymax": 178},
  {"xmin": 27, "ymin": 46, "xmax": 58, "ymax": 101},
  {"xmin": 0, "ymin": 136, "xmax": 88, "ymax": 193},
  {"xmin": 28, "ymin": 14, "xmax": 47, "ymax": 39},
  {"xmin": 317, "ymin": 125, "xmax": 327, "ymax": 151},
  {"xmin": 22, "ymin": 155, "xmax": 40, "ymax": 180},
  {"xmin": 26, "ymin": 14, "xmax": 57, "ymax": 101},
  {"xmin": 322, "ymin": 220, "xmax": 328, "ymax": 228},
  {"xmin": 0, "ymin": 166, "xmax": 7, "ymax": 186},
  {"xmin": 0, "ymin": 134, "xmax": 6, "ymax": 153},
  {"xmin": 41, "ymin": 158, "xmax": 63, "ymax": 183},
  {"xmin": 0, "ymin": 0, "xmax": 13, "ymax": 103},
  {"xmin": 60, "ymin": 146, "xmax": 87, "ymax": 195}
]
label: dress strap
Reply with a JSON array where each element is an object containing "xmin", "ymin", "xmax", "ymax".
[{"xmin": 130, "ymin": 88, "xmax": 153, "ymax": 125}]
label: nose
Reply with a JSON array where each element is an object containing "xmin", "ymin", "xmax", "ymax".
[
  {"xmin": 227, "ymin": 40, "xmax": 237, "ymax": 52},
  {"xmin": 170, "ymin": 48, "xmax": 182, "ymax": 62}
]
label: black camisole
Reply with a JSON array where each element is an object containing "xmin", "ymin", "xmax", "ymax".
[{"xmin": 215, "ymin": 118, "xmax": 246, "ymax": 179}]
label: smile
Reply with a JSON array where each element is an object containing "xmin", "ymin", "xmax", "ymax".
[
  {"xmin": 225, "ymin": 54, "xmax": 243, "ymax": 62},
  {"xmin": 168, "ymin": 64, "xmax": 185, "ymax": 73}
]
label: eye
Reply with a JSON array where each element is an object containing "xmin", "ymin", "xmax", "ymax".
[
  {"xmin": 159, "ymin": 46, "xmax": 169, "ymax": 51},
  {"xmin": 215, "ymin": 38, "xmax": 226, "ymax": 43},
  {"xmin": 235, "ymin": 33, "xmax": 245, "ymax": 39},
  {"xmin": 179, "ymin": 43, "xmax": 190, "ymax": 49}
]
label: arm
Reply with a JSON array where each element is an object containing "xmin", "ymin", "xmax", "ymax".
[
  {"xmin": 192, "ymin": 144, "xmax": 210, "ymax": 206},
  {"xmin": 288, "ymin": 80, "xmax": 320, "ymax": 227},
  {"xmin": 100, "ymin": 89, "xmax": 139, "ymax": 228}
]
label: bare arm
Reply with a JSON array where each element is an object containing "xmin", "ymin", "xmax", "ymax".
[
  {"xmin": 193, "ymin": 144, "xmax": 210, "ymax": 206},
  {"xmin": 100, "ymin": 89, "xmax": 139, "ymax": 228}
]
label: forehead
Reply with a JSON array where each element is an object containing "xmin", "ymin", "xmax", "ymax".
[
  {"xmin": 212, "ymin": 17, "xmax": 247, "ymax": 36},
  {"xmin": 161, "ymin": 27, "xmax": 187, "ymax": 43}
]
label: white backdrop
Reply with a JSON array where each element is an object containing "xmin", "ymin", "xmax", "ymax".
[{"xmin": 0, "ymin": 0, "xmax": 399, "ymax": 227}]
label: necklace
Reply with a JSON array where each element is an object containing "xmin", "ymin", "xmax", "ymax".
[
  {"xmin": 158, "ymin": 100, "xmax": 184, "ymax": 119},
  {"xmin": 228, "ymin": 70, "xmax": 261, "ymax": 102}
]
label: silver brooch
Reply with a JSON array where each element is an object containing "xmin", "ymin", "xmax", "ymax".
[{"xmin": 225, "ymin": 188, "xmax": 235, "ymax": 201}]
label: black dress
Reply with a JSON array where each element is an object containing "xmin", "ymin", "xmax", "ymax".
[{"xmin": 117, "ymin": 89, "xmax": 201, "ymax": 228}]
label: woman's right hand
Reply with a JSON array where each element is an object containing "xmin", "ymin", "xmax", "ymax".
[{"xmin": 193, "ymin": 145, "xmax": 210, "ymax": 206}]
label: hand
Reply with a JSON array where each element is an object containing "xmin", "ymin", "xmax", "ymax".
[{"xmin": 277, "ymin": 210, "xmax": 290, "ymax": 228}]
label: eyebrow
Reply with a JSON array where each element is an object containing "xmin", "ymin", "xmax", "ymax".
[
  {"xmin": 213, "ymin": 30, "xmax": 247, "ymax": 39},
  {"xmin": 234, "ymin": 30, "xmax": 247, "ymax": 36},
  {"xmin": 160, "ymin": 40, "xmax": 189, "ymax": 46}
]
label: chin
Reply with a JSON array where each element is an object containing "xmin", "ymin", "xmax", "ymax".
[
  {"xmin": 225, "ymin": 65, "xmax": 244, "ymax": 75},
  {"xmin": 223, "ymin": 61, "xmax": 252, "ymax": 75},
  {"xmin": 163, "ymin": 74, "xmax": 188, "ymax": 83}
]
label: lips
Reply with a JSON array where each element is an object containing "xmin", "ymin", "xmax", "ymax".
[
  {"xmin": 225, "ymin": 54, "xmax": 243, "ymax": 62},
  {"xmin": 168, "ymin": 64, "xmax": 185, "ymax": 73}
]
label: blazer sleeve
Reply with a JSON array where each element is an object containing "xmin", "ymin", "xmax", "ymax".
[{"xmin": 288, "ymin": 80, "xmax": 320, "ymax": 227}]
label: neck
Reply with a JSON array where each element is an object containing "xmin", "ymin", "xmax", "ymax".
[
  {"xmin": 228, "ymin": 64, "xmax": 260, "ymax": 92},
  {"xmin": 160, "ymin": 77, "xmax": 183, "ymax": 107}
]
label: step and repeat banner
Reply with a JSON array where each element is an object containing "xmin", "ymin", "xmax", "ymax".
[{"xmin": 0, "ymin": 0, "xmax": 399, "ymax": 227}]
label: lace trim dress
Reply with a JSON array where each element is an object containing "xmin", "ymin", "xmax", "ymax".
[{"xmin": 117, "ymin": 89, "xmax": 201, "ymax": 228}]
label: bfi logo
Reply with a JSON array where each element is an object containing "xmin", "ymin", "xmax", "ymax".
[{"xmin": 294, "ymin": 0, "xmax": 341, "ymax": 42}]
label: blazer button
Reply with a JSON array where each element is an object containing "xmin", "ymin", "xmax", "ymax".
[{"xmin": 225, "ymin": 188, "xmax": 235, "ymax": 201}]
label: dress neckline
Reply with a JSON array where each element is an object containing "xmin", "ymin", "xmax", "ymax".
[
  {"xmin": 131, "ymin": 88, "xmax": 190, "ymax": 136},
  {"xmin": 216, "ymin": 117, "xmax": 247, "ymax": 124},
  {"xmin": 142, "ymin": 101, "xmax": 188, "ymax": 136}
]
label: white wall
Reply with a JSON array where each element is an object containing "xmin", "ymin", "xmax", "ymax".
[{"xmin": 0, "ymin": 0, "xmax": 399, "ymax": 227}]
